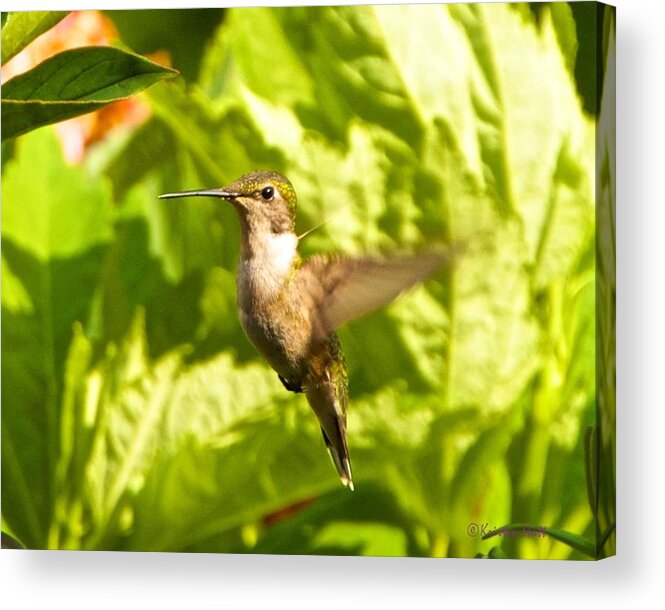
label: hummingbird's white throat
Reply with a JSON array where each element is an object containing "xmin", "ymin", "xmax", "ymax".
[
  {"xmin": 266, "ymin": 232, "xmax": 299, "ymax": 275},
  {"xmin": 239, "ymin": 232, "xmax": 299, "ymax": 297}
]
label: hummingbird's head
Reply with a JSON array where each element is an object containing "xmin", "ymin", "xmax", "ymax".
[{"xmin": 159, "ymin": 170, "xmax": 297, "ymax": 235}]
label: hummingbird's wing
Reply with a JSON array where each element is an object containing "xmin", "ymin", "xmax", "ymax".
[{"xmin": 301, "ymin": 248, "xmax": 452, "ymax": 343}]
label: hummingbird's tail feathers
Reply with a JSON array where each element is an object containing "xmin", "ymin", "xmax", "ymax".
[
  {"xmin": 321, "ymin": 426, "xmax": 354, "ymax": 491},
  {"xmin": 306, "ymin": 379, "xmax": 354, "ymax": 491}
]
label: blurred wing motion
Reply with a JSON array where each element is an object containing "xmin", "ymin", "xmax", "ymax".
[{"xmin": 301, "ymin": 247, "xmax": 454, "ymax": 343}]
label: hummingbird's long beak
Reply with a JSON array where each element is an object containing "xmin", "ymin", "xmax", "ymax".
[{"xmin": 158, "ymin": 188, "xmax": 240, "ymax": 200}]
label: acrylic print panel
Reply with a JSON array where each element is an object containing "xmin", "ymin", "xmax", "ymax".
[{"xmin": 1, "ymin": 2, "xmax": 615, "ymax": 559}]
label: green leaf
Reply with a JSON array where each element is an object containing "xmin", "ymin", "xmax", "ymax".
[
  {"xmin": 253, "ymin": 486, "xmax": 417, "ymax": 557},
  {"xmin": 549, "ymin": 3, "xmax": 578, "ymax": 78},
  {"xmin": 1, "ymin": 127, "xmax": 114, "ymax": 548},
  {"xmin": 449, "ymin": 414, "xmax": 518, "ymax": 532},
  {"xmin": 2, "ymin": 46, "xmax": 178, "ymax": 140},
  {"xmin": 124, "ymin": 350, "xmax": 341, "ymax": 552},
  {"xmin": 43, "ymin": 306, "xmax": 342, "ymax": 551},
  {"xmin": 2, "ymin": 128, "xmax": 114, "ymax": 260},
  {"xmin": 1, "ymin": 11, "xmax": 69, "ymax": 64}
]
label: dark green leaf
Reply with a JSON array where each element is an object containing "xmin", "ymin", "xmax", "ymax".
[{"xmin": 2, "ymin": 46, "xmax": 177, "ymax": 140}]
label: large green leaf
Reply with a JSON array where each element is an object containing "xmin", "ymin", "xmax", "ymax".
[
  {"xmin": 42, "ymin": 307, "xmax": 347, "ymax": 551},
  {"xmin": 1, "ymin": 46, "xmax": 177, "ymax": 140},
  {"xmin": 1, "ymin": 11, "xmax": 69, "ymax": 64},
  {"xmin": 1, "ymin": 128, "xmax": 114, "ymax": 548}
]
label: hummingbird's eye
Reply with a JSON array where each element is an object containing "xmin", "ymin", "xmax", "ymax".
[{"xmin": 261, "ymin": 186, "xmax": 274, "ymax": 201}]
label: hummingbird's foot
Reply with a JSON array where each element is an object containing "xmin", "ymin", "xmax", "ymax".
[{"xmin": 278, "ymin": 374, "xmax": 304, "ymax": 393}]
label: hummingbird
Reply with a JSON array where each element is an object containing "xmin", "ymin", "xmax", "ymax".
[{"xmin": 159, "ymin": 170, "xmax": 450, "ymax": 490}]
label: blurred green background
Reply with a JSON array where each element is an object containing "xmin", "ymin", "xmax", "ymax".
[{"xmin": 1, "ymin": 3, "xmax": 615, "ymax": 558}]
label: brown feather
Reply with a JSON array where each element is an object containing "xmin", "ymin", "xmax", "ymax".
[{"xmin": 299, "ymin": 248, "xmax": 453, "ymax": 344}]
